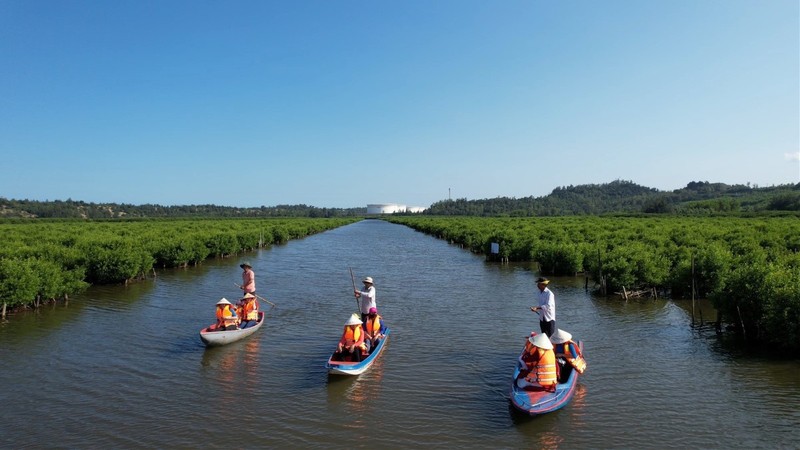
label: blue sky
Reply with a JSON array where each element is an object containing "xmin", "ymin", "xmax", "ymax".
[{"xmin": 1, "ymin": 1, "xmax": 798, "ymax": 208}]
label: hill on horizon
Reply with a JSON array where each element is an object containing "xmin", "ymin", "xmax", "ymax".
[
  {"xmin": 1, "ymin": 179, "xmax": 798, "ymax": 219},
  {"xmin": 424, "ymin": 179, "xmax": 800, "ymax": 216}
]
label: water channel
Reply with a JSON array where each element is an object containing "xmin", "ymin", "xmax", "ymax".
[{"xmin": 1, "ymin": 220, "xmax": 798, "ymax": 448}]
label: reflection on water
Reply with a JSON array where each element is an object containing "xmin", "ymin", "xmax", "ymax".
[
  {"xmin": 0, "ymin": 220, "xmax": 798, "ymax": 449},
  {"xmin": 325, "ymin": 352, "xmax": 387, "ymax": 431},
  {"xmin": 201, "ymin": 337, "xmax": 262, "ymax": 404},
  {"xmin": 535, "ymin": 430, "xmax": 564, "ymax": 450}
]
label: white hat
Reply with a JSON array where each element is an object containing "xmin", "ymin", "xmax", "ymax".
[
  {"xmin": 242, "ymin": 293, "xmax": 256, "ymax": 299},
  {"xmin": 344, "ymin": 314, "xmax": 362, "ymax": 326},
  {"xmin": 362, "ymin": 277, "xmax": 373, "ymax": 284},
  {"xmin": 216, "ymin": 298, "xmax": 232, "ymax": 305},
  {"xmin": 528, "ymin": 333, "xmax": 553, "ymax": 350},
  {"xmin": 550, "ymin": 329, "xmax": 572, "ymax": 344}
]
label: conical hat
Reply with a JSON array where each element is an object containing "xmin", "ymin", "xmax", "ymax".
[
  {"xmin": 344, "ymin": 314, "xmax": 362, "ymax": 326},
  {"xmin": 528, "ymin": 333, "xmax": 553, "ymax": 350},
  {"xmin": 550, "ymin": 329, "xmax": 572, "ymax": 344},
  {"xmin": 216, "ymin": 298, "xmax": 231, "ymax": 305}
]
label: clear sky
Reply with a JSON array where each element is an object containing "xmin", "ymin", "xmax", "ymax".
[{"xmin": 1, "ymin": 1, "xmax": 798, "ymax": 208}]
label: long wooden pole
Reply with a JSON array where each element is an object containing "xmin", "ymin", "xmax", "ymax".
[
  {"xmin": 232, "ymin": 283, "xmax": 276, "ymax": 307},
  {"xmin": 349, "ymin": 268, "xmax": 360, "ymax": 311},
  {"xmin": 254, "ymin": 293, "xmax": 276, "ymax": 308}
]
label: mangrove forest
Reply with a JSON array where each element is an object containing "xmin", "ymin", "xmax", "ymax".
[{"xmin": 386, "ymin": 215, "xmax": 800, "ymax": 354}]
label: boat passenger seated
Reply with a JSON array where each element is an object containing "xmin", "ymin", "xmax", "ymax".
[
  {"xmin": 550, "ymin": 329, "xmax": 587, "ymax": 377},
  {"xmin": 214, "ymin": 298, "xmax": 239, "ymax": 331},
  {"xmin": 334, "ymin": 314, "xmax": 367, "ymax": 362},
  {"xmin": 517, "ymin": 333, "xmax": 558, "ymax": 392},
  {"xmin": 237, "ymin": 293, "xmax": 260, "ymax": 327},
  {"xmin": 363, "ymin": 307, "xmax": 385, "ymax": 353}
]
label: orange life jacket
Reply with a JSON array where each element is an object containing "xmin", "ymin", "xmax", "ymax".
[
  {"xmin": 216, "ymin": 305, "xmax": 238, "ymax": 326},
  {"xmin": 365, "ymin": 315, "xmax": 382, "ymax": 337},
  {"xmin": 243, "ymin": 299, "xmax": 259, "ymax": 321},
  {"xmin": 555, "ymin": 341, "xmax": 587, "ymax": 374},
  {"xmin": 341, "ymin": 325, "xmax": 366, "ymax": 351},
  {"xmin": 524, "ymin": 348, "xmax": 557, "ymax": 387}
]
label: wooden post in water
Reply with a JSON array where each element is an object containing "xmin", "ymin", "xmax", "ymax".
[
  {"xmin": 622, "ymin": 286, "xmax": 628, "ymax": 301},
  {"xmin": 737, "ymin": 305, "xmax": 747, "ymax": 339},
  {"xmin": 598, "ymin": 249, "xmax": 606, "ymax": 295},
  {"xmin": 1, "ymin": 302, "xmax": 5, "ymax": 320},
  {"xmin": 691, "ymin": 255, "xmax": 696, "ymax": 324}
]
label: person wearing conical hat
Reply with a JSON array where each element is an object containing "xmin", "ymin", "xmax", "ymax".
[
  {"xmin": 334, "ymin": 314, "xmax": 367, "ymax": 362},
  {"xmin": 517, "ymin": 333, "xmax": 558, "ymax": 391},
  {"xmin": 238, "ymin": 262, "xmax": 256, "ymax": 296},
  {"xmin": 354, "ymin": 276, "xmax": 377, "ymax": 324},
  {"xmin": 237, "ymin": 292, "xmax": 260, "ymax": 326},
  {"xmin": 530, "ymin": 277, "xmax": 556, "ymax": 338},
  {"xmin": 550, "ymin": 329, "xmax": 587, "ymax": 374},
  {"xmin": 214, "ymin": 298, "xmax": 239, "ymax": 331}
]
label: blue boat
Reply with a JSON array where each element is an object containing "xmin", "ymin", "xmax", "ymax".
[
  {"xmin": 326, "ymin": 327, "xmax": 390, "ymax": 376},
  {"xmin": 510, "ymin": 339, "xmax": 584, "ymax": 415}
]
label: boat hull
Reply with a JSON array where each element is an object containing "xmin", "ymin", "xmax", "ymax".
[
  {"xmin": 510, "ymin": 340, "xmax": 583, "ymax": 415},
  {"xmin": 326, "ymin": 328, "xmax": 390, "ymax": 375},
  {"xmin": 199, "ymin": 311, "xmax": 265, "ymax": 347}
]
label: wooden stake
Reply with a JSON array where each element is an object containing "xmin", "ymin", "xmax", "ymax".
[{"xmin": 691, "ymin": 254, "xmax": 696, "ymax": 324}]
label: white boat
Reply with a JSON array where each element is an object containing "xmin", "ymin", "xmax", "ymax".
[{"xmin": 199, "ymin": 311, "xmax": 265, "ymax": 347}]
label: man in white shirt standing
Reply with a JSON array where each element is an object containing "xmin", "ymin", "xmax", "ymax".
[
  {"xmin": 530, "ymin": 277, "xmax": 556, "ymax": 337},
  {"xmin": 355, "ymin": 276, "xmax": 377, "ymax": 323}
]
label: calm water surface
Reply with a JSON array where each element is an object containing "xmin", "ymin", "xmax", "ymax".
[{"xmin": 1, "ymin": 220, "xmax": 798, "ymax": 449}]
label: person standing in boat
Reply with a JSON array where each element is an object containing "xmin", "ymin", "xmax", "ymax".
[
  {"xmin": 239, "ymin": 262, "xmax": 256, "ymax": 296},
  {"xmin": 354, "ymin": 276, "xmax": 376, "ymax": 323},
  {"xmin": 530, "ymin": 277, "xmax": 556, "ymax": 337},
  {"xmin": 517, "ymin": 333, "xmax": 558, "ymax": 391}
]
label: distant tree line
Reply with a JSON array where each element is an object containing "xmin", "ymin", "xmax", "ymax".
[
  {"xmin": 3, "ymin": 180, "xmax": 797, "ymax": 219},
  {"xmin": 0, "ymin": 199, "xmax": 366, "ymax": 219},
  {"xmin": 424, "ymin": 180, "xmax": 800, "ymax": 216}
]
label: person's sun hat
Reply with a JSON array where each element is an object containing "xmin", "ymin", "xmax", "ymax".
[
  {"xmin": 529, "ymin": 333, "xmax": 553, "ymax": 350},
  {"xmin": 363, "ymin": 277, "xmax": 373, "ymax": 284},
  {"xmin": 550, "ymin": 329, "xmax": 572, "ymax": 344},
  {"xmin": 345, "ymin": 314, "xmax": 362, "ymax": 326},
  {"xmin": 216, "ymin": 298, "xmax": 232, "ymax": 305},
  {"xmin": 535, "ymin": 277, "xmax": 549, "ymax": 285},
  {"xmin": 240, "ymin": 262, "xmax": 252, "ymax": 269},
  {"xmin": 368, "ymin": 307, "xmax": 377, "ymax": 314}
]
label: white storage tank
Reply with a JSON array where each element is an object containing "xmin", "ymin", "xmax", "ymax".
[{"xmin": 367, "ymin": 203, "xmax": 406, "ymax": 214}]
